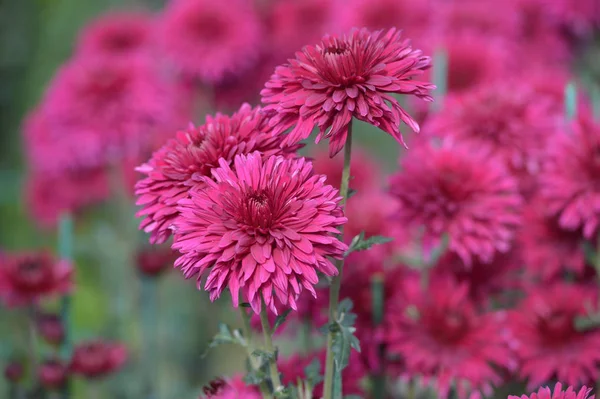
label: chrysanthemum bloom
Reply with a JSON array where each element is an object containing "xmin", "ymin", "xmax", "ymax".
[
  {"xmin": 509, "ymin": 383, "xmax": 594, "ymax": 399},
  {"xmin": 310, "ymin": 146, "xmax": 383, "ymax": 192},
  {"xmin": 4, "ymin": 362, "xmax": 23, "ymax": 383},
  {"xmin": 25, "ymin": 168, "xmax": 110, "ymax": 228},
  {"xmin": 431, "ymin": 251, "xmax": 522, "ymax": 305},
  {"xmin": 386, "ymin": 276, "xmax": 516, "ymax": 399},
  {"xmin": 173, "ymin": 153, "xmax": 347, "ymax": 314},
  {"xmin": 135, "ymin": 104, "xmax": 301, "ymax": 244},
  {"xmin": 159, "ymin": 0, "xmax": 262, "ymax": 82},
  {"xmin": 39, "ymin": 358, "xmax": 68, "ymax": 390},
  {"xmin": 136, "ymin": 246, "xmax": 177, "ymax": 277},
  {"xmin": 427, "ymin": 83, "xmax": 559, "ymax": 195},
  {"xmin": 519, "ymin": 203, "xmax": 588, "ymax": 281},
  {"xmin": 279, "ymin": 350, "xmax": 367, "ymax": 398},
  {"xmin": 333, "ymin": 0, "xmax": 431, "ymax": 40},
  {"xmin": 202, "ymin": 376, "xmax": 261, "ymax": 399},
  {"xmin": 509, "ymin": 283, "xmax": 600, "ymax": 389},
  {"xmin": 0, "ymin": 252, "xmax": 72, "ymax": 307},
  {"xmin": 539, "ymin": 114, "xmax": 600, "ymax": 239},
  {"xmin": 69, "ymin": 340, "xmax": 127, "ymax": 379},
  {"xmin": 76, "ymin": 12, "xmax": 155, "ymax": 59},
  {"xmin": 36, "ymin": 313, "xmax": 65, "ymax": 346},
  {"xmin": 548, "ymin": 0, "xmax": 600, "ymax": 39},
  {"xmin": 28, "ymin": 56, "xmax": 191, "ymax": 172},
  {"xmin": 266, "ymin": 0, "xmax": 335, "ymax": 59},
  {"xmin": 435, "ymin": 0, "xmax": 520, "ymax": 38},
  {"xmin": 389, "ymin": 141, "xmax": 522, "ymax": 266},
  {"xmin": 261, "ymin": 28, "xmax": 434, "ymax": 157}
]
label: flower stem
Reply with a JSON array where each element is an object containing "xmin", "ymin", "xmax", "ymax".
[
  {"xmin": 58, "ymin": 212, "xmax": 73, "ymax": 399},
  {"xmin": 239, "ymin": 308, "xmax": 272, "ymax": 399},
  {"xmin": 141, "ymin": 276, "xmax": 158, "ymax": 399},
  {"xmin": 259, "ymin": 305, "xmax": 282, "ymax": 394},
  {"xmin": 323, "ymin": 124, "xmax": 353, "ymax": 399},
  {"xmin": 28, "ymin": 307, "xmax": 39, "ymax": 379}
]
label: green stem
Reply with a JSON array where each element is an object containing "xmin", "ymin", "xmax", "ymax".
[
  {"xmin": 406, "ymin": 380, "xmax": 416, "ymax": 399},
  {"xmin": 58, "ymin": 212, "xmax": 73, "ymax": 399},
  {"xmin": 141, "ymin": 277, "xmax": 158, "ymax": 399},
  {"xmin": 323, "ymin": 124, "xmax": 353, "ymax": 399},
  {"xmin": 28, "ymin": 307, "xmax": 39, "ymax": 379},
  {"xmin": 300, "ymin": 318, "xmax": 312, "ymax": 355},
  {"xmin": 371, "ymin": 274, "xmax": 385, "ymax": 399},
  {"xmin": 259, "ymin": 305, "xmax": 282, "ymax": 394},
  {"xmin": 239, "ymin": 308, "xmax": 272, "ymax": 399}
]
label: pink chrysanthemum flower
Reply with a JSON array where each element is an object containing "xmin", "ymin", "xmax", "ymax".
[
  {"xmin": 0, "ymin": 252, "xmax": 72, "ymax": 307},
  {"xmin": 29, "ymin": 56, "xmax": 189, "ymax": 172},
  {"xmin": 70, "ymin": 340, "xmax": 127, "ymax": 379},
  {"xmin": 76, "ymin": 12, "xmax": 155, "ymax": 59},
  {"xmin": 519, "ymin": 203, "xmax": 588, "ymax": 281},
  {"xmin": 266, "ymin": 0, "xmax": 335, "ymax": 59},
  {"xmin": 427, "ymin": 83, "xmax": 559, "ymax": 195},
  {"xmin": 389, "ymin": 141, "xmax": 522, "ymax": 266},
  {"xmin": 539, "ymin": 114, "xmax": 600, "ymax": 239},
  {"xmin": 333, "ymin": 0, "xmax": 431, "ymax": 39},
  {"xmin": 311, "ymin": 146, "xmax": 384, "ymax": 192},
  {"xmin": 135, "ymin": 104, "xmax": 300, "ymax": 245},
  {"xmin": 509, "ymin": 284, "xmax": 600, "ymax": 389},
  {"xmin": 386, "ymin": 276, "xmax": 516, "ymax": 399},
  {"xmin": 261, "ymin": 28, "xmax": 434, "ymax": 157},
  {"xmin": 172, "ymin": 153, "xmax": 347, "ymax": 314},
  {"xmin": 509, "ymin": 383, "xmax": 595, "ymax": 399},
  {"xmin": 25, "ymin": 168, "xmax": 110, "ymax": 228},
  {"xmin": 159, "ymin": 0, "xmax": 262, "ymax": 82}
]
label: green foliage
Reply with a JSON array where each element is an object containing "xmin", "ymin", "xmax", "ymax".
[
  {"xmin": 274, "ymin": 308, "xmax": 293, "ymax": 332},
  {"xmin": 344, "ymin": 231, "xmax": 393, "ymax": 257},
  {"xmin": 202, "ymin": 323, "xmax": 245, "ymax": 358}
]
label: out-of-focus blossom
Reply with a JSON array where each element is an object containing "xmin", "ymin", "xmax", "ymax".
[
  {"xmin": 0, "ymin": 252, "xmax": 72, "ymax": 307},
  {"xmin": 70, "ymin": 340, "xmax": 127, "ymax": 379},
  {"xmin": 509, "ymin": 383, "xmax": 595, "ymax": 399},
  {"xmin": 3, "ymin": 362, "xmax": 23, "ymax": 383},
  {"xmin": 173, "ymin": 154, "xmax": 347, "ymax": 315},
  {"xmin": 434, "ymin": 0, "xmax": 520, "ymax": 38},
  {"xmin": 389, "ymin": 141, "xmax": 522, "ymax": 266},
  {"xmin": 261, "ymin": 28, "xmax": 434, "ymax": 157},
  {"xmin": 36, "ymin": 313, "xmax": 65, "ymax": 346},
  {"xmin": 39, "ymin": 358, "xmax": 69, "ymax": 390},
  {"xmin": 201, "ymin": 376, "xmax": 261, "ymax": 398},
  {"xmin": 160, "ymin": 0, "xmax": 262, "ymax": 82},
  {"xmin": 136, "ymin": 246, "xmax": 177, "ymax": 277},
  {"xmin": 539, "ymin": 113, "xmax": 600, "ymax": 239},
  {"xmin": 548, "ymin": 0, "xmax": 600, "ymax": 40},
  {"xmin": 386, "ymin": 276, "xmax": 516, "ymax": 399},
  {"xmin": 135, "ymin": 104, "xmax": 300, "ymax": 244},
  {"xmin": 509, "ymin": 283, "xmax": 600, "ymax": 389}
]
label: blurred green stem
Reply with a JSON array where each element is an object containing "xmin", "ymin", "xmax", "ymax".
[
  {"xmin": 239, "ymin": 308, "xmax": 271, "ymax": 398},
  {"xmin": 371, "ymin": 274, "xmax": 385, "ymax": 399},
  {"xmin": 58, "ymin": 212, "xmax": 74, "ymax": 399},
  {"xmin": 323, "ymin": 123, "xmax": 353, "ymax": 399},
  {"xmin": 141, "ymin": 276, "xmax": 158, "ymax": 399},
  {"xmin": 259, "ymin": 305, "xmax": 282, "ymax": 394},
  {"xmin": 28, "ymin": 306, "xmax": 39, "ymax": 380}
]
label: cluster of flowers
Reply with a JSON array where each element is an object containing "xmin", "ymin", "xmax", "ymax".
[
  {"xmin": 0, "ymin": 251, "xmax": 126, "ymax": 392},
  {"xmin": 11, "ymin": 0, "xmax": 600, "ymax": 398}
]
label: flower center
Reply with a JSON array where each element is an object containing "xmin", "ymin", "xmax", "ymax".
[
  {"xmin": 324, "ymin": 44, "xmax": 350, "ymax": 56},
  {"xmin": 191, "ymin": 14, "xmax": 227, "ymax": 41},
  {"xmin": 241, "ymin": 191, "xmax": 274, "ymax": 230}
]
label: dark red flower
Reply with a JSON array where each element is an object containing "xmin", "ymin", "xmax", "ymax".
[
  {"xmin": 386, "ymin": 276, "xmax": 516, "ymax": 399},
  {"xmin": 173, "ymin": 153, "xmax": 347, "ymax": 314},
  {"xmin": 509, "ymin": 383, "xmax": 595, "ymax": 399},
  {"xmin": 39, "ymin": 358, "xmax": 69, "ymax": 390},
  {"xmin": 261, "ymin": 28, "xmax": 434, "ymax": 157},
  {"xmin": 201, "ymin": 376, "xmax": 261, "ymax": 398},
  {"xmin": 389, "ymin": 140, "xmax": 522, "ymax": 266},
  {"xmin": 539, "ymin": 113, "xmax": 600, "ymax": 239},
  {"xmin": 509, "ymin": 283, "xmax": 600, "ymax": 389},
  {"xmin": 4, "ymin": 361, "xmax": 24, "ymax": 383},
  {"xmin": 519, "ymin": 203, "xmax": 588, "ymax": 281},
  {"xmin": 135, "ymin": 104, "xmax": 301, "ymax": 244},
  {"xmin": 136, "ymin": 246, "xmax": 177, "ymax": 277},
  {"xmin": 76, "ymin": 12, "xmax": 155, "ymax": 59},
  {"xmin": 0, "ymin": 252, "xmax": 72, "ymax": 307},
  {"xmin": 159, "ymin": 0, "xmax": 262, "ymax": 82},
  {"xmin": 36, "ymin": 313, "xmax": 65, "ymax": 346},
  {"xmin": 70, "ymin": 340, "xmax": 127, "ymax": 379}
]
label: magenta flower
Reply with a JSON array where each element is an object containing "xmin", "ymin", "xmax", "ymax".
[
  {"xmin": 76, "ymin": 12, "xmax": 155, "ymax": 59},
  {"xmin": 39, "ymin": 358, "xmax": 68, "ymax": 390},
  {"xmin": 203, "ymin": 376, "xmax": 261, "ymax": 399},
  {"xmin": 509, "ymin": 384, "xmax": 595, "ymax": 399},
  {"xmin": 135, "ymin": 104, "xmax": 300, "ymax": 244},
  {"xmin": 389, "ymin": 141, "xmax": 522, "ymax": 266},
  {"xmin": 539, "ymin": 114, "xmax": 600, "ymax": 239},
  {"xmin": 172, "ymin": 153, "xmax": 347, "ymax": 314},
  {"xmin": 0, "ymin": 252, "xmax": 72, "ymax": 308},
  {"xmin": 386, "ymin": 276, "xmax": 516, "ymax": 399},
  {"xmin": 159, "ymin": 0, "xmax": 262, "ymax": 82},
  {"xmin": 519, "ymin": 202, "xmax": 588, "ymax": 281},
  {"xmin": 70, "ymin": 340, "xmax": 127, "ymax": 379},
  {"xmin": 509, "ymin": 283, "xmax": 600, "ymax": 389},
  {"xmin": 261, "ymin": 28, "xmax": 434, "ymax": 157}
]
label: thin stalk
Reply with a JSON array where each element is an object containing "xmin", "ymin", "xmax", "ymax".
[
  {"xmin": 28, "ymin": 307, "xmax": 39, "ymax": 379},
  {"xmin": 239, "ymin": 308, "xmax": 272, "ymax": 399},
  {"xmin": 141, "ymin": 277, "xmax": 158, "ymax": 399},
  {"xmin": 406, "ymin": 380, "xmax": 416, "ymax": 399},
  {"xmin": 371, "ymin": 274, "xmax": 385, "ymax": 399},
  {"xmin": 58, "ymin": 212, "xmax": 73, "ymax": 399},
  {"xmin": 300, "ymin": 318, "xmax": 312, "ymax": 354},
  {"xmin": 323, "ymin": 124, "xmax": 353, "ymax": 399},
  {"xmin": 259, "ymin": 305, "xmax": 282, "ymax": 394}
]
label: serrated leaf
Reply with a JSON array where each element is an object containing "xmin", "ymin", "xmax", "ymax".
[
  {"xmin": 252, "ymin": 349, "xmax": 276, "ymax": 362},
  {"xmin": 304, "ymin": 358, "xmax": 323, "ymax": 387},
  {"xmin": 243, "ymin": 368, "xmax": 268, "ymax": 385},
  {"xmin": 345, "ymin": 232, "xmax": 393, "ymax": 256},
  {"xmin": 201, "ymin": 323, "xmax": 244, "ymax": 358},
  {"xmin": 338, "ymin": 298, "xmax": 354, "ymax": 314},
  {"xmin": 274, "ymin": 308, "xmax": 292, "ymax": 331}
]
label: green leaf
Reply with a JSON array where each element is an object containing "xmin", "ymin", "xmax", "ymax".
[
  {"xmin": 274, "ymin": 308, "xmax": 293, "ymax": 332},
  {"xmin": 240, "ymin": 302, "xmax": 252, "ymax": 308},
  {"xmin": 345, "ymin": 232, "xmax": 393, "ymax": 256},
  {"xmin": 575, "ymin": 314, "xmax": 600, "ymax": 332},
  {"xmin": 582, "ymin": 240, "xmax": 597, "ymax": 266},
  {"xmin": 304, "ymin": 358, "xmax": 323, "ymax": 387},
  {"xmin": 252, "ymin": 349, "xmax": 276, "ymax": 362},
  {"xmin": 201, "ymin": 323, "xmax": 245, "ymax": 358},
  {"xmin": 243, "ymin": 368, "xmax": 268, "ymax": 385},
  {"xmin": 347, "ymin": 188, "xmax": 357, "ymax": 199}
]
